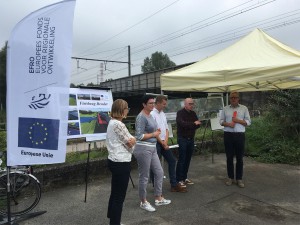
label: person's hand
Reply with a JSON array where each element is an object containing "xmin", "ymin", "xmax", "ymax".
[
  {"xmin": 162, "ymin": 141, "xmax": 170, "ymax": 150},
  {"xmin": 127, "ymin": 137, "xmax": 136, "ymax": 148},
  {"xmin": 194, "ymin": 120, "xmax": 201, "ymax": 125},
  {"xmin": 153, "ymin": 129, "xmax": 161, "ymax": 138},
  {"xmin": 232, "ymin": 117, "xmax": 239, "ymax": 123},
  {"xmin": 228, "ymin": 122, "xmax": 235, "ymax": 128}
]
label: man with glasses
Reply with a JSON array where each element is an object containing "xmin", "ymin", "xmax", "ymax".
[
  {"xmin": 219, "ymin": 92, "xmax": 251, "ymax": 188},
  {"xmin": 176, "ymin": 98, "xmax": 201, "ymax": 188}
]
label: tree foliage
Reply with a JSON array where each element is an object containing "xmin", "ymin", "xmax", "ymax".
[
  {"xmin": 267, "ymin": 89, "xmax": 300, "ymax": 138},
  {"xmin": 70, "ymin": 83, "xmax": 77, "ymax": 88},
  {"xmin": 247, "ymin": 89, "xmax": 300, "ymax": 164},
  {"xmin": 0, "ymin": 42, "xmax": 7, "ymax": 110},
  {"xmin": 87, "ymin": 82, "xmax": 96, "ymax": 86},
  {"xmin": 141, "ymin": 51, "xmax": 176, "ymax": 73}
]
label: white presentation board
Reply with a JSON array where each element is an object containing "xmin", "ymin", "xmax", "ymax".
[
  {"xmin": 210, "ymin": 117, "xmax": 224, "ymax": 131},
  {"xmin": 67, "ymin": 88, "xmax": 113, "ymax": 141}
]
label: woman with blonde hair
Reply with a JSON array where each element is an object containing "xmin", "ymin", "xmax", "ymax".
[{"xmin": 106, "ymin": 99, "xmax": 136, "ymax": 225}]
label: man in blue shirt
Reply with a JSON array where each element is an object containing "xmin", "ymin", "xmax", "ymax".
[{"xmin": 219, "ymin": 92, "xmax": 251, "ymax": 188}]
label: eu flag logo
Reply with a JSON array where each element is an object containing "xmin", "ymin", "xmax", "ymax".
[{"xmin": 18, "ymin": 117, "xmax": 59, "ymax": 150}]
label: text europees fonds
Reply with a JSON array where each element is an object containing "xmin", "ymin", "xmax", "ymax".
[{"xmin": 29, "ymin": 17, "xmax": 55, "ymax": 74}]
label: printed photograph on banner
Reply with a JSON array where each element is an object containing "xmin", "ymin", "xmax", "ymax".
[
  {"xmin": 68, "ymin": 109, "xmax": 79, "ymax": 120},
  {"xmin": 18, "ymin": 117, "xmax": 59, "ymax": 150},
  {"xmin": 79, "ymin": 109, "xmax": 110, "ymax": 134},
  {"xmin": 77, "ymin": 94, "xmax": 91, "ymax": 100},
  {"xmin": 67, "ymin": 122, "xmax": 80, "ymax": 136},
  {"xmin": 69, "ymin": 94, "xmax": 77, "ymax": 106},
  {"xmin": 91, "ymin": 94, "xmax": 101, "ymax": 100}
]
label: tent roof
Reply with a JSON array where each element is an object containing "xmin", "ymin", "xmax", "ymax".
[{"xmin": 161, "ymin": 29, "xmax": 300, "ymax": 92}]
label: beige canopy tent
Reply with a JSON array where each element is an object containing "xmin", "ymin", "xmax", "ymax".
[{"xmin": 161, "ymin": 29, "xmax": 300, "ymax": 93}]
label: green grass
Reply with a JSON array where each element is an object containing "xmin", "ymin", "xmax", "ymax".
[
  {"xmin": 65, "ymin": 148, "xmax": 108, "ymax": 163},
  {"xmin": 80, "ymin": 120, "xmax": 96, "ymax": 134},
  {"xmin": 80, "ymin": 112, "xmax": 97, "ymax": 118},
  {"xmin": 69, "ymin": 97, "xmax": 76, "ymax": 106}
]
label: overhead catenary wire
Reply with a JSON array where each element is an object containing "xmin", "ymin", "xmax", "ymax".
[
  {"xmin": 78, "ymin": 0, "xmax": 182, "ymax": 57},
  {"xmin": 71, "ymin": 1, "xmax": 300, "ymax": 85},
  {"xmin": 87, "ymin": 0, "xmax": 266, "ymax": 63},
  {"xmin": 131, "ymin": 0, "xmax": 265, "ymax": 53},
  {"xmin": 100, "ymin": 0, "xmax": 280, "ymax": 63},
  {"xmin": 110, "ymin": 11, "xmax": 300, "ymax": 63},
  {"xmin": 72, "ymin": 13, "xmax": 300, "ymax": 85},
  {"xmin": 79, "ymin": 0, "xmax": 257, "ymax": 59}
]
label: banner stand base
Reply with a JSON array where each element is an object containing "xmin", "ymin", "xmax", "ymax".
[
  {"xmin": 84, "ymin": 142, "xmax": 92, "ymax": 203},
  {"xmin": 0, "ymin": 211, "xmax": 47, "ymax": 225}
]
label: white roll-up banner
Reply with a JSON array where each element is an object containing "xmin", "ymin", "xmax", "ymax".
[{"xmin": 6, "ymin": 0, "xmax": 76, "ymax": 166}]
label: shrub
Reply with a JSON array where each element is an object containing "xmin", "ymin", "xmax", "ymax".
[
  {"xmin": 0, "ymin": 131, "xmax": 6, "ymax": 151},
  {"xmin": 246, "ymin": 89, "xmax": 300, "ymax": 165}
]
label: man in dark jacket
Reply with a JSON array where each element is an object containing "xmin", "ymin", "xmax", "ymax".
[{"xmin": 176, "ymin": 98, "xmax": 201, "ymax": 188}]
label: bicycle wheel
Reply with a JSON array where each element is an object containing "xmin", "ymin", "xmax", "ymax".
[{"xmin": 0, "ymin": 172, "xmax": 41, "ymax": 216}]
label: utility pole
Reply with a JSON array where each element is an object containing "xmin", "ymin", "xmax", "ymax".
[
  {"xmin": 98, "ymin": 63, "xmax": 103, "ymax": 84},
  {"xmin": 72, "ymin": 46, "xmax": 132, "ymax": 79},
  {"xmin": 128, "ymin": 45, "xmax": 131, "ymax": 77}
]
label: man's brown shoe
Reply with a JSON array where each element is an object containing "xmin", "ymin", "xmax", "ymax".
[{"xmin": 171, "ymin": 184, "xmax": 187, "ymax": 193}]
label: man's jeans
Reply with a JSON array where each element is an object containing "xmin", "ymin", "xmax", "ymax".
[
  {"xmin": 176, "ymin": 137, "xmax": 194, "ymax": 182},
  {"xmin": 156, "ymin": 142, "xmax": 177, "ymax": 187}
]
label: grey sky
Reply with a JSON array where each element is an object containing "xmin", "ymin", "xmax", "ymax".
[{"xmin": 1, "ymin": 0, "xmax": 299, "ymax": 85}]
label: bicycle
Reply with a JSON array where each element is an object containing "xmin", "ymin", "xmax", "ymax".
[{"xmin": 0, "ymin": 151, "xmax": 41, "ymax": 216}]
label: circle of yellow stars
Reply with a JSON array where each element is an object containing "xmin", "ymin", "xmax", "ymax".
[{"xmin": 28, "ymin": 122, "xmax": 48, "ymax": 146}]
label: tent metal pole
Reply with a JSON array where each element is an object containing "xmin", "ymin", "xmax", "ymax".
[{"xmin": 226, "ymin": 93, "xmax": 229, "ymax": 106}]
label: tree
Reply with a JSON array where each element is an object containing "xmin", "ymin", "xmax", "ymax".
[
  {"xmin": 267, "ymin": 89, "xmax": 300, "ymax": 138},
  {"xmin": 141, "ymin": 51, "xmax": 176, "ymax": 73},
  {"xmin": 87, "ymin": 82, "xmax": 95, "ymax": 87},
  {"xmin": 70, "ymin": 83, "xmax": 77, "ymax": 88},
  {"xmin": 0, "ymin": 42, "xmax": 7, "ymax": 110}
]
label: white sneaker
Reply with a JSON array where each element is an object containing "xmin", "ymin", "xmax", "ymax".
[
  {"xmin": 184, "ymin": 178, "xmax": 194, "ymax": 185},
  {"xmin": 140, "ymin": 201, "xmax": 156, "ymax": 212},
  {"xmin": 155, "ymin": 198, "xmax": 171, "ymax": 206}
]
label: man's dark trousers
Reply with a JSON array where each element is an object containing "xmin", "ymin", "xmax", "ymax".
[
  {"xmin": 224, "ymin": 132, "xmax": 245, "ymax": 180},
  {"xmin": 156, "ymin": 142, "xmax": 177, "ymax": 187},
  {"xmin": 176, "ymin": 137, "xmax": 194, "ymax": 182}
]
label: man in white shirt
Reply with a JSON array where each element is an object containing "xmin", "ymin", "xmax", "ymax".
[
  {"xmin": 219, "ymin": 91, "xmax": 251, "ymax": 188},
  {"xmin": 151, "ymin": 95, "xmax": 187, "ymax": 193}
]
